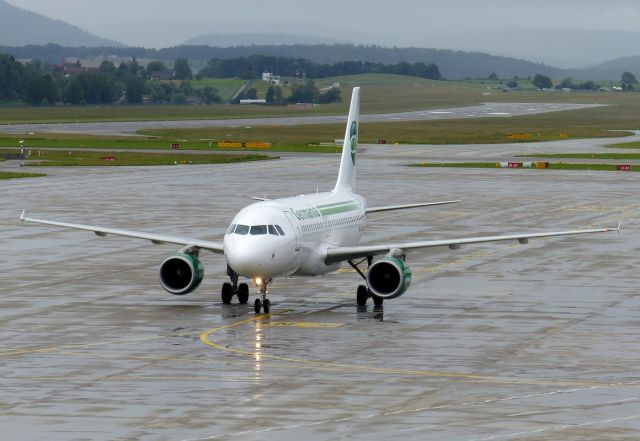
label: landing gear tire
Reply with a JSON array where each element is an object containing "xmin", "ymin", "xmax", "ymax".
[
  {"xmin": 356, "ymin": 285, "xmax": 368, "ymax": 306},
  {"xmin": 254, "ymin": 298, "xmax": 262, "ymax": 314},
  {"xmin": 373, "ymin": 295, "xmax": 384, "ymax": 307},
  {"xmin": 263, "ymin": 299, "xmax": 271, "ymax": 314},
  {"xmin": 238, "ymin": 283, "xmax": 249, "ymax": 304},
  {"xmin": 221, "ymin": 282, "xmax": 233, "ymax": 304}
]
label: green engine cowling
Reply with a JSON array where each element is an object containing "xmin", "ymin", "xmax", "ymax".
[
  {"xmin": 366, "ymin": 256, "xmax": 412, "ymax": 299},
  {"xmin": 159, "ymin": 253, "xmax": 204, "ymax": 295}
]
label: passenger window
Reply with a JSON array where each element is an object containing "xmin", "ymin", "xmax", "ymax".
[
  {"xmin": 250, "ymin": 225, "xmax": 267, "ymax": 235},
  {"xmin": 268, "ymin": 225, "xmax": 278, "ymax": 235},
  {"xmin": 226, "ymin": 224, "xmax": 236, "ymax": 235},
  {"xmin": 235, "ymin": 224, "xmax": 249, "ymax": 235},
  {"xmin": 275, "ymin": 225, "xmax": 285, "ymax": 235}
]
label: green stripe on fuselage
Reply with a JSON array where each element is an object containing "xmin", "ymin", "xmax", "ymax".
[
  {"xmin": 316, "ymin": 200, "xmax": 357, "ymax": 209},
  {"xmin": 318, "ymin": 203, "xmax": 360, "ymax": 216}
]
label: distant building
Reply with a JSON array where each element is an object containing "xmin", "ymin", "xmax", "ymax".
[
  {"xmin": 240, "ymin": 99, "xmax": 267, "ymax": 105},
  {"xmin": 262, "ymin": 72, "xmax": 281, "ymax": 86},
  {"xmin": 57, "ymin": 60, "xmax": 99, "ymax": 76},
  {"xmin": 150, "ymin": 70, "xmax": 175, "ymax": 81}
]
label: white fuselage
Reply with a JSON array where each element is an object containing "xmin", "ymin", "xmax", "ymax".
[{"xmin": 223, "ymin": 190, "xmax": 367, "ymax": 279}]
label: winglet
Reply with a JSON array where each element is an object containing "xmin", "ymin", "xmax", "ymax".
[
  {"xmin": 20, "ymin": 209, "xmax": 26, "ymax": 222},
  {"xmin": 605, "ymin": 221, "xmax": 622, "ymax": 237}
]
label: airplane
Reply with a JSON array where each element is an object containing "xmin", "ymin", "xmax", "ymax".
[{"xmin": 21, "ymin": 87, "xmax": 620, "ymax": 314}]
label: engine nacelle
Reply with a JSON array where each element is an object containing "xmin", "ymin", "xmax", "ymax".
[
  {"xmin": 159, "ymin": 253, "xmax": 204, "ymax": 295},
  {"xmin": 366, "ymin": 256, "xmax": 412, "ymax": 299}
]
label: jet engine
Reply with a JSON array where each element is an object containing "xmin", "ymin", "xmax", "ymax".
[
  {"xmin": 159, "ymin": 253, "xmax": 204, "ymax": 295},
  {"xmin": 366, "ymin": 256, "xmax": 412, "ymax": 299}
]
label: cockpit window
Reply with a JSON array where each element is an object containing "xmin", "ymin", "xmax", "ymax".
[
  {"xmin": 230, "ymin": 224, "xmax": 284, "ymax": 236},
  {"xmin": 235, "ymin": 224, "xmax": 250, "ymax": 235},
  {"xmin": 250, "ymin": 225, "xmax": 267, "ymax": 235}
]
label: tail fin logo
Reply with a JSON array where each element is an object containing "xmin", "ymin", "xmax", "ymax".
[{"xmin": 350, "ymin": 121, "xmax": 358, "ymax": 166}]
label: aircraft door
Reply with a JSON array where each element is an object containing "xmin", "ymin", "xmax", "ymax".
[
  {"xmin": 283, "ymin": 211, "xmax": 302, "ymax": 252},
  {"xmin": 323, "ymin": 216, "xmax": 332, "ymax": 242}
]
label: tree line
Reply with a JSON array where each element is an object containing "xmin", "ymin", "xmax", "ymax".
[
  {"xmin": 0, "ymin": 52, "xmax": 438, "ymax": 106},
  {"xmin": 198, "ymin": 55, "xmax": 442, "ymax": 80},
  {"xmin": 0, "ymin": 43, "xmax": 560, "ymax": 80},
  {"xmin": 531, "ymin": 72, "xmax": 638, "ymax": 90},
  {"xmin": 235, "ymin": 81, "xmax": 342, "ymax": 105},
  {"xmin": 0, "ymin": 54, "xmax": 210, "ymax": 105}
]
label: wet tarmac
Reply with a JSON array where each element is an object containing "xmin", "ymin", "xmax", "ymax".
[
  {"xmin": 0, "ymin": 102, "xmax": 600, "ymax": 136},
  {"xmin": 2, "ymin": 140, "xmax": 640, "ymax": 440}
]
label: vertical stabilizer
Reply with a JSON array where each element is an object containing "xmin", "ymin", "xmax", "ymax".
[{"xmin": 333, "ymin": 87, "xmax": 360, "ymax": 193}]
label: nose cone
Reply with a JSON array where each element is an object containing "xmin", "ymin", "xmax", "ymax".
[{"xmin": 225, "ymin": 235, "xmax": 284, "ymax": 278}]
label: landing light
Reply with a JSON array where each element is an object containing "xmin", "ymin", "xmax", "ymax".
[{"xmin": 254, "ymin": 276, "xmax": 263, "ymax": 287}]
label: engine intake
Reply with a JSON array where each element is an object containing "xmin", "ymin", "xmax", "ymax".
[
  {"xmin": 366, "ymin": 256, "xmax": 412, "ymax": 299},
  {"xmin": 159, "ymin": 253, "xmax": 204, "ymax": 295}
]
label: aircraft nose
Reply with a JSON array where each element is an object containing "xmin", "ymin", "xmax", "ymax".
[{"xmin": 225, "ymin": 236, "xmax": 278, "ymax": 277}]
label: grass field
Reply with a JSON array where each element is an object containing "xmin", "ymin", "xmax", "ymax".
[
  {"xmin": 605, "ymin": 141, "xmax": 640, "ymax": 149},
  {"xmin": 0, "ymin": 102, "xmax": 348, "ymax": 124},
  {"xmin": 0, "ymin": 171, "xmax": 46, "ymax": 179},
  {"xmin": 0, "ymin": 107, "xmax": 629, "ymax": 152},
  {"xmin": 0, "ymin": 135, "xmax": 341, "ymax": 153},
  {"xmin": 0, "ymin": 149, "xmax": 272, "ymax": 167},
  {"xmin": 2, "ymin": 74, "xmax": 640, "ymax": 148},
  {"xmin": 522, "ymin": 152, "xmax": 640, "ymax": 160},
  {"xmin": 137, "ymin": 108, "xmax": 628, "ymax": 146},
  {"xmin": 1, "ymin": 73, "xmax": 637, "ymax": 124},
  {"xmin": 185, "ymin": 79, "xmax": 247, "ymax": 101},
  {"xmin": 411, "ymin": 162, "xmax": 638, "ymax": 172}
]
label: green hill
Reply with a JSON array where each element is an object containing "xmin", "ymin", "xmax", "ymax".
[{"xmin": 0, "ymin": 0, "xmax": 122, "ymax": 47}]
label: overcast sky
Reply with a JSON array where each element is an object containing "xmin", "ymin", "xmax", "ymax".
[{"xmin": 6, "ymin": 0, "xmax": 640, "ymax": 66}]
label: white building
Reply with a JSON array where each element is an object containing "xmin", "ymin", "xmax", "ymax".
[{"xmin": 262, "ymin": 72, "xmax": 281, "ymax": 86}]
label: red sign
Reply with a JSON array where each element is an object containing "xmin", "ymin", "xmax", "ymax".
[
  {"xmin": 508, "ymin": 162, "xmax": 523, "ymax": 168},
  {"xmin": 101, "ymin": 156, "xmax": 116, "ymax": 161},
  {"xmin": 617, "ymin": 164, "xmax": 631, "ymax": 171}
]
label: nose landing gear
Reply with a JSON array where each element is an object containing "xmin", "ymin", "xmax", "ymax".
[{"xmin": 253, "ymin": 278, "xmax": 272, "ymax": 314}]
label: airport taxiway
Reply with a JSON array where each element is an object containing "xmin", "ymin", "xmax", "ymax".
[
  {"xmin": 2, "ymin": 139, "xmax": 640, "ymax": 440},
  {"xmin": 0, "ymin": 102, "xmax": 600, "ymax": 136}
]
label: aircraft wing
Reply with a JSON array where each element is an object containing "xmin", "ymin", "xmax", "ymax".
[
  {"xmin": 324, "ymin": 225, "xmax": 619, "ymax": 264},
  {"xmin": 20, "ymin": 212, "xmax": 225, "ymax": 254},
  {"xmin": 366, "ymin": 200, "xmax": 461, "ymax": 213}
]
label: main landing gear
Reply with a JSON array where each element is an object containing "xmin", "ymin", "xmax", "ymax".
[
  {"xmin": 253, "ymin": 277, "xmax": 272, "ymax": 314},
  {"xmin": 221, "ymin": 266, "xmax": 249, "ymax": 305},
  {"xmin": 349, "ymin": 257, "xmax": 383, "ymax": 307}
]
